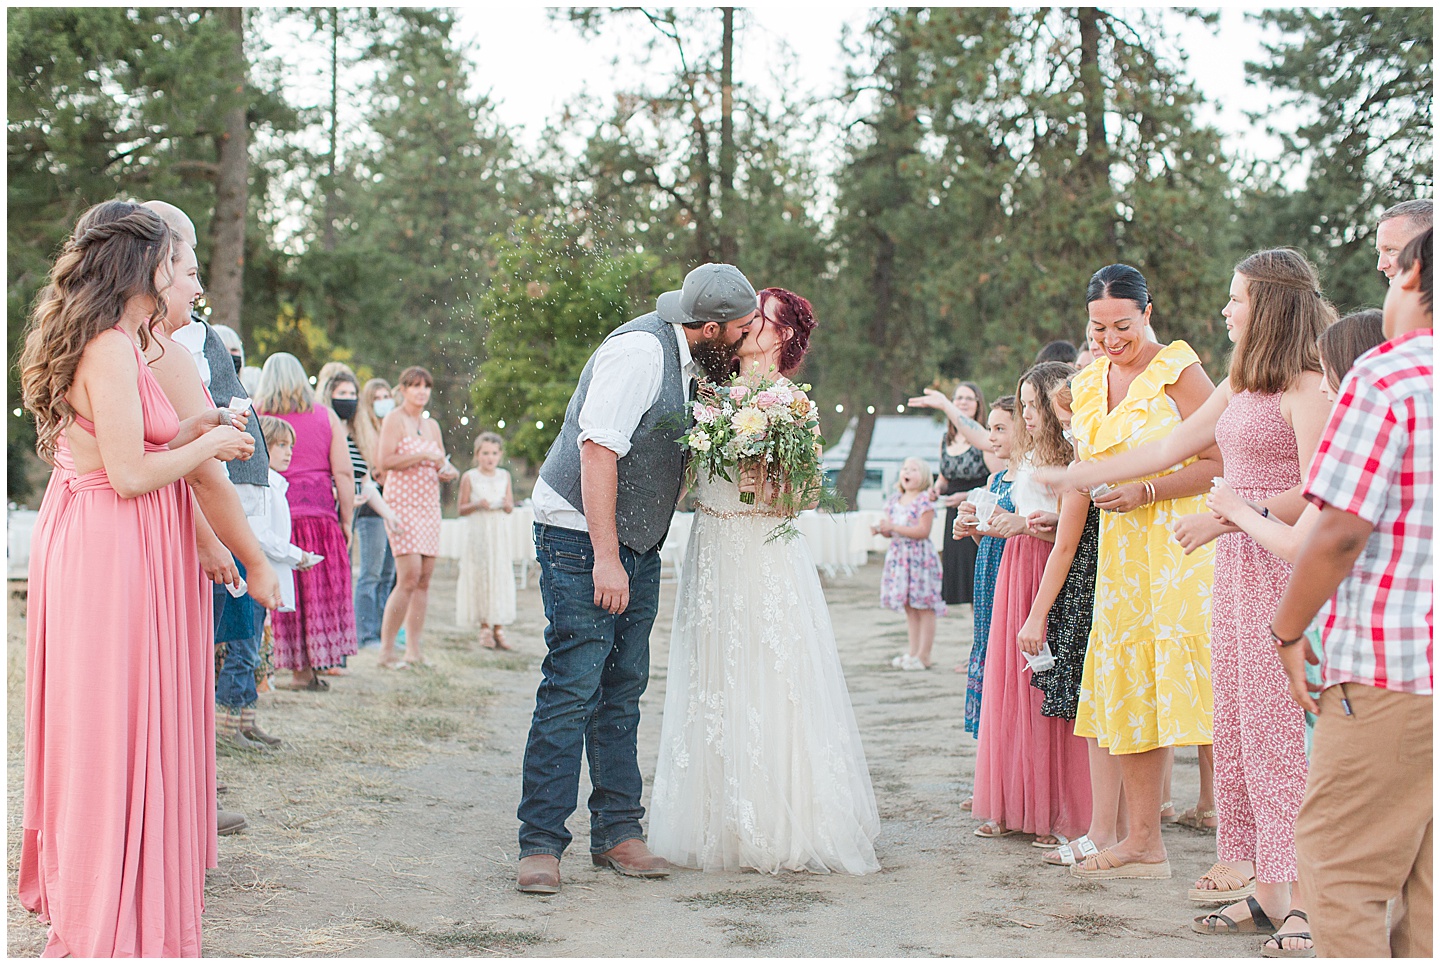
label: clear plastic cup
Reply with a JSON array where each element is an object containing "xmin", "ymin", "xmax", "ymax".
[
  {"xmin": 1024, "ymin": 642, "xmax": 1055, "ymax": 673},
  {"xmin": 970, "ymin": 488, "xmax": 1000, "ymax": 530}
]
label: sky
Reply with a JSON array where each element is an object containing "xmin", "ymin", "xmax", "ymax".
[
  {"xmin": 441, "ymin": 5, "xmax": 1293, "ymax": 166},
  {"xmin": 261, "ymin": 4, "xmax": 1302, "ymax": 247}
]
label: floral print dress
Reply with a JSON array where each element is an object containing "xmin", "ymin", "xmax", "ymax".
[
  {"xmin": 879, "ymin": 492, "xmax": 946, "ymax": 615},
  {"xmin": 1070, "ymin": 341, "xmax": 1217, "ymax": 754}
]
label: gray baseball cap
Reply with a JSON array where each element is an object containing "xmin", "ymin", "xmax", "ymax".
[{"xmin": 656, "ymin": 263, "xmax": 758, "ymax": 326}]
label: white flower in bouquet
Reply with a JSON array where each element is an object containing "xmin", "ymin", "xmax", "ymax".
[{"xmin": 733, "ymin": 407, "xmax": 767, "ymax": 437}]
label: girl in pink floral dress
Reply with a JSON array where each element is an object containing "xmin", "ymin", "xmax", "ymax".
[{"xmin": 878, "ymin": 457, "xmax": 946, "ymax": 670}]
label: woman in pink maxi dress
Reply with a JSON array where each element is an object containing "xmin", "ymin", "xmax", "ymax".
[
  {"xmin": 21, "ymin": 344, "xmax": 216, "ymax": 956},
  {"xmin": 18, "ymin": 202, "xmax": 258, "ymax": 957}
]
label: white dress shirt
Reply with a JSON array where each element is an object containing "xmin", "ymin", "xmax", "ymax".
[
  {"xmin": 170, "ymin": 320, "xmax": 211, "ymax": 388},
  {"xmin": 531, "ymin": 323, "xmax": 698, "ymax": 531}
]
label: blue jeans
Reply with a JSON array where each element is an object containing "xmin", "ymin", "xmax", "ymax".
[
  {"xmin": 517, "ymin": 524, "xmax": 661, "ymax": 859},
  {"xmin": 354, "ymin": 515, "xmax": 396, "ymax": 645},
  {"xmin": 216, "ymin": 625, "xmax": 263, "ymax": 711}
]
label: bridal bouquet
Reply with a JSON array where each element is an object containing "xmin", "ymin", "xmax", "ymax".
[{"xmin": 678, "ymin": 372, "xmax": 844, "ymax": 540}]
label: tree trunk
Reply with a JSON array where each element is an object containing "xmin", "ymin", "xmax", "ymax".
[
  {"xmin": 1076, "ymin": 7, "xmax": 1117, "ymax": 249},
  {"xmin": 837, "ymin": 230, "xmax": 899, "ymax": 509},
  {"xmin": 835, "ymin": 412, "xmax": 876, "ymax": 510},
  {"xmin": 688, "ymin": 77, "xmax": 716, "ymax": 264},
  {"xmin": 718, "ymin": 7, "xmax": 737, "ymax": 264},
  {"xmin": 322, "ymin": 7, "xmax": 339, "ymax": 253},
  {"xmin": 209, "ymin": 7, "xmax": 248, "ymax": 335}
]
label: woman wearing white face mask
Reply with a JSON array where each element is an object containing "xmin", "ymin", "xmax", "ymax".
[{"xmin": 350, "ymin": 377, "xmax": 402, "ymax": 648}]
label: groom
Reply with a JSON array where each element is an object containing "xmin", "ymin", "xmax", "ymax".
[{"xmin": 516, "ymin": 264, "xmax": 759, "ymax": 894}]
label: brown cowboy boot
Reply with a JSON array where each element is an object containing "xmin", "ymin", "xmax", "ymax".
[{"xmin": 516, "ymin": 854, "xmax": 561, "ymax": 894}]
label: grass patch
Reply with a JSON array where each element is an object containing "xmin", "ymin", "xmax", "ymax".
[
  {"xmin": 679, "ymin": 886, "xmax": 832, "ymax": 913},
  {"xmin": 715, "ymin": 917, "xmax": 777, "ymax": 948},
  {"xmin": 366, "ymin": 916, "xmax": 549, "ymax": 953},
  {"xmin": 1047, "ymin": 909, "xmax": 1124, "ymax": 937}
]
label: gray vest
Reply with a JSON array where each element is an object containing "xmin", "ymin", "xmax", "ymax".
[
  {"xmin": 201, "ymin": 322, "xmax": 269, "ymax": 486},
  {"xmin": 538, "ymin": 313, "xmax": 688, "ymax": 554}
]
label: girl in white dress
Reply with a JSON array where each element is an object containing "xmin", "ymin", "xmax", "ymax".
[
  {"xmin": 649, "ymin": 287, "xmax": 881, "ymax": 876},
  {"xmin": 456, "ymin": 432, "xmax": 516, "ymax": 648}
]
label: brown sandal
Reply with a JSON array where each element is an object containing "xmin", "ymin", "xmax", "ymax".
[{"xmin": 1189, "ymin": 861, "xmax": 1257, "ymax": 903}]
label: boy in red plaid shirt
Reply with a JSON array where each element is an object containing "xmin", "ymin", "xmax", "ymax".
[{"xmin": 1271, "ymin": 226, "xmax": 1432, "ymax": 958}]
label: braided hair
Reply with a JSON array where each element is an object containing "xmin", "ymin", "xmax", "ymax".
[{"xmin": 19, "ymin": 201, "xmax": 175, "ymax": 461}]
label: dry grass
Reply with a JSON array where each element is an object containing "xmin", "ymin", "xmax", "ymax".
[
  {"xmin": 1047, "ymin": 908, "xmax": 1130, "ymax": 937},
  {"xmin": 365, "ymin": 916, "xmax": 550, "ymax": 953},
  {"xmin": 678, "ymin": 885, "xmax": 833, "ymax": 913}
]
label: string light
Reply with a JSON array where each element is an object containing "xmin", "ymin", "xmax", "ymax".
[
  {"xmin": 866, "ymin": 405, "xmax": 875, "ymax": 414},
  {"xmin": 535, "ymin": 420, "xmax": 545, "ymax": 430},
  {"xmin": 497, "ymin": 419, "xmax": 506, "ymax": 428},
  {"xmin": 460, "ymin": 416, "xmax": 469, "ymax": 426},
  {"xmin": 422, "ymin": 410, "xmax": 430, "ymax": 419},
  {"xmin": 12, "ymin": 409, "xmax": 22, "ymax": 418},
  {"xmin": 834, "ymin": 404, "xmax": 843, "ymax": 413},
  {"xmin": 896, "ymin": 404, "xmax": 906, "ymax": 413}
]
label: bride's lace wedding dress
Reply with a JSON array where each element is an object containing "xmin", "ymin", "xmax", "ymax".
[{"xmin": 649, "ymin": 458, "xmax": 881, "ymax": 875}]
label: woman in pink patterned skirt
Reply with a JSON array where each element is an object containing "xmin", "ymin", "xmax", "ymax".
[
  {"xmin": 257, "ymin": 352, "xmax": 358, "ymax": 690},
  {"xmin": 376, "ymin": 366, "xmax": 458, "ymax": 669}
]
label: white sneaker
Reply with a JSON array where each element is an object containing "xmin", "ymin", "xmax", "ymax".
[
  {"xmin": 891, "ymin": 654, "xmax": 907, "ymax": 668},
  {"xmin": 901, "ymin": 655, "xmax": 926, "ymax": 671}
]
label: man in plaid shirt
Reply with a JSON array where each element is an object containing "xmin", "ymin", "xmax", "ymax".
[{"xmin": 1271, "ymin": 226, "xmax": 1432, "ymax": 958}]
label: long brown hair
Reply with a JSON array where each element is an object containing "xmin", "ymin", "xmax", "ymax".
[
  {"xmin": 1229, "ymin": 249, "xmax": 1334, "ymax": 394},
  {"xmin": 19, "ymin": 201, "xmax": 174, "ymax": 462},
  {"xmin": 943, "ymin": 380, "xmax": 987, "ymax": 446},
  {"xmin": 1012, "ymin": 361, "xmax": 1075, "ymax": 470},
  {"xmin": 1318, "ymin": 310, "xmax": 1386, "ymax": 390}
]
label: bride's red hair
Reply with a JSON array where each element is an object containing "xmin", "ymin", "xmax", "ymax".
[{"xmin": 758, "ymin": 287, "xmax": 816, "ymax": 375}]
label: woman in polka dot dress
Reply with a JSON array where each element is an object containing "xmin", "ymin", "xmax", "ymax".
[{"xmin": 376, "ymin": 366, "xmax": 457, "ymax": 669}]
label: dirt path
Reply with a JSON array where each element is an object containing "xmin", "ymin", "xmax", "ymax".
[{"xmin": 8, "ymin": 557, "xmax": 1238, "ymax": 957}]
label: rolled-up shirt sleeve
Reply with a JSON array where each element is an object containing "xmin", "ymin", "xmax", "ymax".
[{"xmin": 576, "ymin": 332, "xmax": 665, "ymax": 458}]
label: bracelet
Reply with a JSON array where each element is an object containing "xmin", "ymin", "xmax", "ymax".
[
  {"xmin": 1143, "ymin": 480, "xmax": 1156, "ymax": 505},
  {"xmin": 1260, "ymin": 506, "xmax": 1271, "ymax": 519},
  {"xmin": 1269, "ymin": 625, "xmax": 1306, "ymax": 648}
]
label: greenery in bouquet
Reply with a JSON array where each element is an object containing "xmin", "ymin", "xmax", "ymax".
[{"xmin": 677, "ymin": 372, "xmax": 847, "ymax": 540}]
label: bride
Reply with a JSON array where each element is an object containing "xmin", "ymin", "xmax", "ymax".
[{"xmin": 648, "ymin": 287, "xmax": 881, "ymax": 876}]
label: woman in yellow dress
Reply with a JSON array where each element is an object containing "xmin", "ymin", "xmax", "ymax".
[{"xmin": 1043, "ymin": 264, "xmax": 1223, "ymax": 880}]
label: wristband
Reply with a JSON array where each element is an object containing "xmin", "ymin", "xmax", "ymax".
[
  {"xmin": 1269, "ymin": 626, "xmax": 1305, "ymax": 648},
  {"xmin": 1260, "ymin": 506, "xmax": 1270, "ymax": 519}
]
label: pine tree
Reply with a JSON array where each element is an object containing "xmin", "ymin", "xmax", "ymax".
[{"xmin": 1243, "ymin": 8, "xmax": 1433, "ymax": 311}]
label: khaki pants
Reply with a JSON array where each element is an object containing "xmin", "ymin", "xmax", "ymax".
[{"xmin": 1296, "ymin": 683, "xmax": 1432, "ymax": 957}]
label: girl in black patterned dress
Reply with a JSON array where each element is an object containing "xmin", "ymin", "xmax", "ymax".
[{"xmin": 1015, "ymin": 376, "xmax": 1098, "ymax": 719}]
